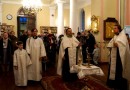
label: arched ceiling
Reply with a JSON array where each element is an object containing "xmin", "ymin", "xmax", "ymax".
[
  {"xmin": 0, "ymin": 0, "xmax": 54, "ymax": 4},
  {"xmin": 0, "ymin": 0, "xmax": 91, "ymax": 7}
]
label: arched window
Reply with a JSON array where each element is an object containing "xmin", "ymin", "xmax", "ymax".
[{"xmin": 81, "ymin": 9, "xmax": 85, "ymax": 31}]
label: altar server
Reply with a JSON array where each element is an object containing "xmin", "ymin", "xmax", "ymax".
[
  {"xmin": 13, "ymin": 41, "xmax": 32, "ymax": 86},
  {"xmin": 26, "ymin": 28, "xmax": 47, "ymax": 81}
]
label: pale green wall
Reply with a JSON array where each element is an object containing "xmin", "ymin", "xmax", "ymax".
[
  {"xmin": 120, "ymin": 0, "xmax": 125, "ymax": 28},
  {"xmin": 2, "ymin": 3, "xmax": 21, "ymax": 36},
  {"xmin": 91, "ymin": 0, "xmax": 101, "ymax": 16},
  {"xmin": 37, "ymin": 7, "xmax": 50, "ymax": 34},
  {"xmin": 103, "ymin": 0, "xmax": 117, "ymax": 19},
  {"xmin": 83, "ymin": 5, "xmax": 91, "ymax": 30},
  {"xmin": 64, "ymin": 9, "xmax": 70, "ymax": 27},
  {"xmin": 55, "ymin": 8, "xmax": 70, "ymax": 27}
]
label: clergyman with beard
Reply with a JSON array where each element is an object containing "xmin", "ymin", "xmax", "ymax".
[
  {"xmin": 57, "ymin": 28, "xmax": 82, "ymax": 82},
  {"xmin": 107, "ymin": 24, "xmax": 130, "ymax": 90}
]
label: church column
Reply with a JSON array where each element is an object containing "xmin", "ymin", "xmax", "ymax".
[
  {"xmin": 0, "ymin": 3, "xmax": 2, "ymax": 24},
  {"xmin": 0, "ymin": 3, "xmax": 2, "ymax": 36},
  {"xmin": 70, "ymin": 0, "xmax": 78, "ymax": 35},
  {"xmin": 49, "ymin": 6, "xmax": 56, "ymax": 26},
  {"xmin": 120, "ymin": 0, "xmax": 125, "ymax": 27},
  {"xmin": 116, "ymin": 0, "xmax": 120, "ymax": 23},
  {"xmin": 125, "ymin": 0, "xmax": 130, "ymax": 25},
  {"xmin": 57, "ymin": 1, "xmax": 64, "ymax": 36}
]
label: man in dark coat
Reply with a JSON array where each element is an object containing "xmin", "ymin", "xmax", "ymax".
[
  {"xmin": 0, "ymin": 32, "xmax": 13, "ymax": 73},
  {"xmin": 87, "ymin": 30, "xmax": 96, "ymax": 63}
]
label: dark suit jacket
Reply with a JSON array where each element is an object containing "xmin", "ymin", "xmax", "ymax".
[{"xmin": 0, "ymin": 38, "xmax": 13, "ymax": 63}]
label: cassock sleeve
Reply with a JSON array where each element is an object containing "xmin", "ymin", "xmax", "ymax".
[
  {"xmin": 39, "ymin": 38, "xmax": 46, "ymax": 57},
  {"xmin": 26, "ymin": 38, "xmax": 31, "ymax": 54},
  {"xmin": 92, "ymin": 49, "xmax": 95, "ymax": 55},
  {"xmin": 107, "ymin": 38, "xmax": 114, "ymax": 48},
  {"xmin": 13, "ymin": 51, "xmax": 18, "ymax": 66},
  {"xmin": 25, "ymin": 51, "xmax": 32, "ymax": 66}
]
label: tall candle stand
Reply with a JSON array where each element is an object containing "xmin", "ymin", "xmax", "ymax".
[
  {"xmin": 86, "ymin": 52, "xmax": 92, "ymax": 68},
  {"xmin": 78, "ymin": 59, "xmax": 82, "ymax": 66}
]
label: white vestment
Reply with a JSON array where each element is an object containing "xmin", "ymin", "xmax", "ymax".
[
  {"xmin": 107, "ymin": 30, "xmax": 130, "ymax": 87},
  {"xmin": 13, "ymin": 49, "xmax": 32, "ymax": 86},
  {"xmin": 26, "ymin": 37, "xmax": 46, "ymax": 81},
  {"xmin": 57, "ymin": 35, "xmax": 81, "ymax": 75}
]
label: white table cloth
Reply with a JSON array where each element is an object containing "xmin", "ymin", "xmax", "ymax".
[{"xmin": 70, "ymin": 64, "xmax": 104, "ymax": 79}]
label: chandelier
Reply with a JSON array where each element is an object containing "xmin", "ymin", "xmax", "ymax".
[{"xmin": 22, "ymin": 0, "xmax": 43, "ymax": 14}]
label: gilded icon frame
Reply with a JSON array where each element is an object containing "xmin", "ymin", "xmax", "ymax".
[
  {"xmin": 104, "ymin": 18, "xmax": 118, "ymax": 40},
  {"xmin": 91, "ymin": 15, "xmax": 99, "ymax": 33}
]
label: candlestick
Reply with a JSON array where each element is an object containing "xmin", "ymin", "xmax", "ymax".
[
  {"xmin": 86, "ymin": 52, "xmax": 92, "ymax": 68},
  {"xmin": 78, "ymin": 59, "xmax": 82, "ymax": 66}
]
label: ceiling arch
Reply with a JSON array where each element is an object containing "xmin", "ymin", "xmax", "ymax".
[{"xmin": 0, "ymin": 0, "xmax": 91, "ymax": 7}]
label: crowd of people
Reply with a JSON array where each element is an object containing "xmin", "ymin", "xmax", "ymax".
[
  {"xmin": 0, "ymin": 28, "xmax": 98, "ymax": 85},
  {"xmin": 0, "ymin": 24, "xmax": 130, "ymax": 90}
]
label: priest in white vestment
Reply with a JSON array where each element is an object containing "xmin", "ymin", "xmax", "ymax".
[
  {"xmin": 26, "ymin": 28, "xmax": 46, "ymax": 81},
  {"xmin": 57, "ymin": 28, "xmax": 82, "ymax": 82},
  {"xmin": 13, "ymin": 41, "xmax": 32, "ymax": 86},
  {"xmin": 107, "ymin": 24, "xmax": 130, "ymax": 90}
]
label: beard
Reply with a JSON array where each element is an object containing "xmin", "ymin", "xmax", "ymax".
[
  {"xmin": 67, "ymin": 34, "xmax": 72, "ymax": 38},
  {"xmin": 114, "ymin": 32, "xmax": 119, "ymax": 35}
]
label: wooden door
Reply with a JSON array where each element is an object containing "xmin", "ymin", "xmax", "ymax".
[
  {"xmin": 17, "ymin": 16, "xmax": 36, "ymax": 37},
  {"xmin": 27, "ymin": 16, "xmax": 36, "ymax": 30}
]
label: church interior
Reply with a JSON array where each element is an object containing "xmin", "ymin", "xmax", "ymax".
[{"xmin": 0, "ymin": 0, "xmax": 130, "ymax": 90}]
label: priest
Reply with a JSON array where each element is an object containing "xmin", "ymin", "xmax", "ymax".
[
  {"xmin": 57, "ymin": 28, "xmax": 82, "ymax": 82},
  {"xmin": 107, "ymin": 24, "xmax": 130, "ymax": 90},
  {"xmin": 26, "ymin": 28, "xmax": 47, "ymax": 81}
]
